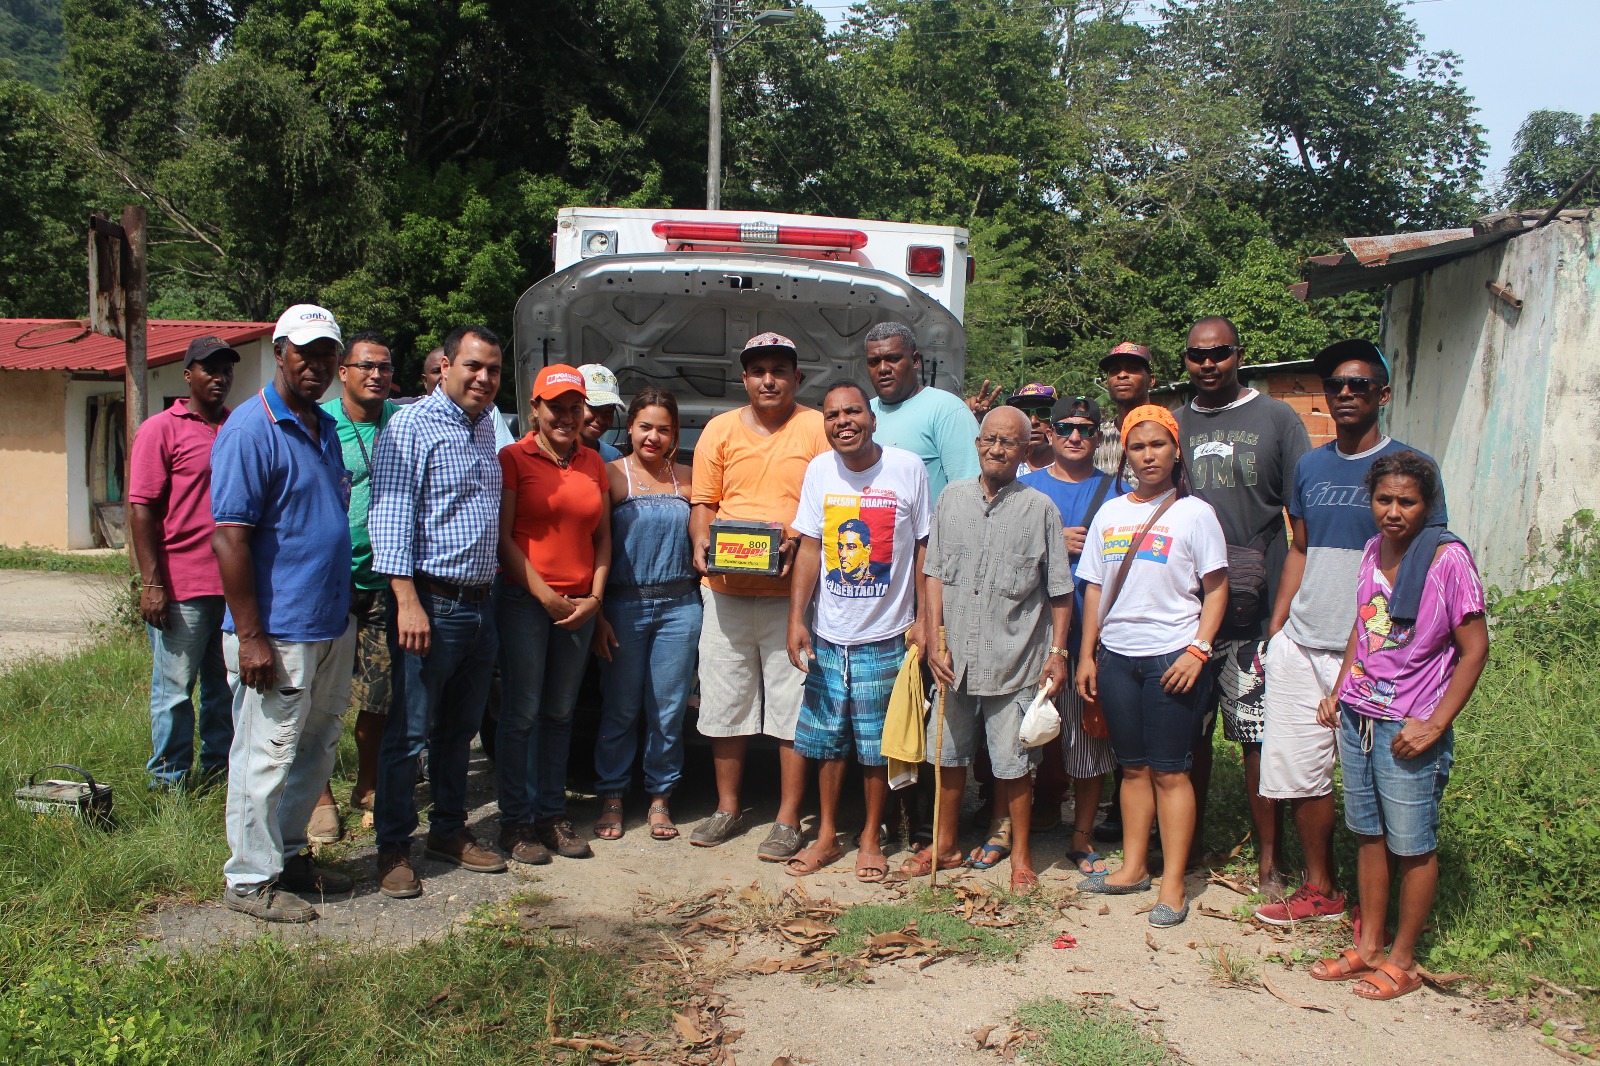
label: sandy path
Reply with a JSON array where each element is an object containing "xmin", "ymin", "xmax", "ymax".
[
  {"xmin": 144, "ymin": 755, "xmax": 1547, "ymax": 1065},
  {"xmin": 0, "ymin": 569, "xmax": 129, "ymax": 667}
]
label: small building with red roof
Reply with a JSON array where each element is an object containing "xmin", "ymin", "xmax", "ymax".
[{"xmin": 0, "ymin": 319, "xmax": 276, "ymax": 549}]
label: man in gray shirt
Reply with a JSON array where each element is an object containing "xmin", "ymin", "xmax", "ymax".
[
  {"xmin": 1174, "ymin": 316, "xmax": 1310, "ymax": 896},
  {"xmin": 915, "ymin": 406, "xmax": 1073, "ymax": 895}
]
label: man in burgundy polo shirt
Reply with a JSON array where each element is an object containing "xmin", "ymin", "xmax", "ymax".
[{"xmin": 128, "ymin": 335, "xmax": 240, "ymax": 788}]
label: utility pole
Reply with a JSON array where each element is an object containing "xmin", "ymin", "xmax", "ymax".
[
  {"xmin": 122, "ymin": 205, "xmax": 148, "ymax": 461},
  {"xmin": 705, "ymin": 4, "xmax": 795, "ymax": 210}
]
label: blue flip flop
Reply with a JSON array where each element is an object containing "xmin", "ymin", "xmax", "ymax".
[
  {"xmin": 969, "ymin": 841, "xmax": 1011, "ymax": 870},
  {"xmin": 1067, "ymin": 849, "xmax": 1107, "ymax": 875}
]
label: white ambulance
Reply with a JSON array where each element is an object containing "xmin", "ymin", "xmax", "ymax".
[{"xmin": 511, "ymin": 207, "xmax": 971, "ymax": 439}]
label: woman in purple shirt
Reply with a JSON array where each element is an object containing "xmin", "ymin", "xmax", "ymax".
[{"xmin": 1311, "ymin": 451, "xmax": 1488, "ymax": 1001}]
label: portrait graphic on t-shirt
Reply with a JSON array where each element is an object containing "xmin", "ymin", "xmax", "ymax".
[
  {"xmin": 823, "ymin": 491, "xmax": 897, "ymax": 598},
  {"xmin": 1101, "ymin": 524, "xmax": 1174, "ymax": 566}
]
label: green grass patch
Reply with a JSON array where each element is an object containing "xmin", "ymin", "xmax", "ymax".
[
  {"xmin": 825, "ymin": 885, "xmax": 1045, "ymax": 963},
  {"xmin": 0, "ymin": 544, "xmax": 131, "ymax": 573},
  {"xmin": 1013, "ymin": 997, "xmax": 1175, "ymax": 1065}
]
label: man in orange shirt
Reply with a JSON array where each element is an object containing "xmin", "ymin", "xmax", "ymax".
[{"xmin": 689, "ymin": 333, "xmax": 829, "ymax": 859}]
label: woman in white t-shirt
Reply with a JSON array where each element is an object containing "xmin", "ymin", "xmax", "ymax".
[{"xmin": 1074, "ymin": 405, "xmax": 1228, "ymax": 928}]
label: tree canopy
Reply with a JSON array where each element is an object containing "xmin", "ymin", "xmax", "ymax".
[{"xmin": 0, "ymin": 0, "xmax": 1497, "ymax": 395}]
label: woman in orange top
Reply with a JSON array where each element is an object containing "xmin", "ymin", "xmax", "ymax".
[{"xmin": 495, "ymin": 364, "xmax": 611, "ymax": 864}]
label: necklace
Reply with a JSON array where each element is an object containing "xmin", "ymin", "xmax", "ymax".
[
  {"xmin": 1131, "ymin": 487, "xmax": 1175, "ymax": 504},
  {"xmin": 628, "ymin": 454, "xmax": 674, "ymax": 495},
  {"xmin": 537, "ymin": 434, "xmax": 579, "ymax": 469}
]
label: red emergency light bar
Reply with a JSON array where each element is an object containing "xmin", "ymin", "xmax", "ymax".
[{"xmin": 651, "ymin": 220, "xmax": 869, "ymax": 251}]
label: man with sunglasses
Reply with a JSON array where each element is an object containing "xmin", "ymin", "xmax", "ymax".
[
  {"xmin": 1253, "ymin": 339, "xmax": 1447, "ymax": 925},
  {"xmin": 308, "ymin": 331, "xmax": 401, "ymax": 838},
  {"xmin": 1174, "ymin": 316, "xmax": 1310, "ymax": 893},
  {"xmin": 1019, "ymin": 397, "xmax": 1124, "ymax": 870},
  {"xmin": 1005, "ymin": 382, "xmax": 1059, "ymax": 474}
]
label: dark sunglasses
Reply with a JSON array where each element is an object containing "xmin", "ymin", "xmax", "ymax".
[
  {"xmin": 1184, "ymin": 345, "xmax": 1239, "ymax": 363},
  {"xmin": 1321, "ymin": 375, "xmax": 1381, "ymax": 396},
  {"xmin": 1051, "ymin": 421, "xmax": 1098, "ymax": 439}
]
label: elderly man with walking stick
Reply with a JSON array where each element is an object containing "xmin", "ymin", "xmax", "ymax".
[{"xmin": 911, "ymin": 406, "xmax": 1074, "ymax": 893}]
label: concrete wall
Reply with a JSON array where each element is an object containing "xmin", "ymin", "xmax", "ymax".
[
  {"xmin": 0, "ymin": 369, "xmax": 71, "ymax": 547},
  {"xmin": 1382, "ymin": 216, "xmax": 1600, "ymax": 590}
]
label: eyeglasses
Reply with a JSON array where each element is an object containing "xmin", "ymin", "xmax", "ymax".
[
  {"xmin": 1012, "ymin": 404, "xmax": 1052, "ymax": 421},
  {"xmin": 343, "ymin": 361, "xmax": 396, "ymax": 375},
  {"xmin": 1184, "ymin": 345, "xmax": 1239, "ymax": 364},
  {"xmin": 1051, "ymin": 421, "xmax": 1098, "ymax": 439},
  {"xmin": 1321, "ymin": 375, "xmax": 1381, "ymax": 396},
  {"xmin": 977, "ymin": 435, "xmax": 1025, "ymax": 451}
]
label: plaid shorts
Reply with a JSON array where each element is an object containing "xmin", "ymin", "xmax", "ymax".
[
  {"xmin": 794, "ymin": 634, "xmax": 902, "ymax": 766},
  {"xmin": 1213, "ymin": 638, "xmax": 1267, "ymax": 743},
  {"xmin": 348, "ymin": 587, "xmax": 393, "ymax": 717}
]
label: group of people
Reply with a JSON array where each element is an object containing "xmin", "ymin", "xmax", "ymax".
[{"xmin": 128, "ymin": 304, "xmax": 1485, "ymax": 1003}]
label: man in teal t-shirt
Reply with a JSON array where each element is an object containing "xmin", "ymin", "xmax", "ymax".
[
  {"xmin": 311, "ymin": 330, "xmax": 400, "ymax": 834},
  {"xmin": 864, "ymin": 321, "xmax": 979, "ymax": 501}
]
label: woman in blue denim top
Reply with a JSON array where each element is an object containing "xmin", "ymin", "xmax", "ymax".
[{"xmin": 591, "ymin": 386, "xmax": 703, "ymax": 841}]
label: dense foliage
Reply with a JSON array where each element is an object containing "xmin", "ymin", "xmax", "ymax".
[{"xmin": 0, "ymin": 0, "xmax": 1523, "ymax": 394}]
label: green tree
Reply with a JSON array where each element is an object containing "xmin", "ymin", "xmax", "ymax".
[
  {"xmin": 0, "ymin": 0, "xmax": 65, "ymax": 89},
  {"xmin": 1501, "ymin": 110, "xmax": 1600, "ymax": 210},
  {"xmin": 0, "ymin": 78, "xmax": 87, "ymax": 317}
]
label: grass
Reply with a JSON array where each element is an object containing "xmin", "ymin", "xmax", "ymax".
[
  {"xmin": 1012, "ymin": 997, "xmax": 1175, "ymax": 1065},
  {"xmin": 824, "ymin": 884, "xmax": 1044, "ymax": 963},
  {"xmin": 0, "ymin": 634, "xmax": 673, "ymax": 1065},
  {"xmin": 0, "ymin": 544, "xmax": 131, "ymax": 573}
]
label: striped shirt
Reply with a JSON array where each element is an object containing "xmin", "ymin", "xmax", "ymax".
[{"xmin": 369, "ymin": 386, "xmax": 502, "ymax": 586}]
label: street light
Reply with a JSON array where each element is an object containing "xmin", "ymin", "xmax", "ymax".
[{"xmin": 706, "ymin": 5, "xmax": 796, "ymax": 210}]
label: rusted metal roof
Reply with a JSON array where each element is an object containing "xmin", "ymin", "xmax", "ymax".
[
  {"xmin": 1296, "ymin": 209, "xmax": 1595, "ymax": 301},
  {"xmin": 0, "ymin": 318, "xmax": 274, "ymax": 373}
]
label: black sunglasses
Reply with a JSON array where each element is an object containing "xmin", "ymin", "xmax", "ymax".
[
  {"xmin": 1322, "ymin": 375, "xmax": 1382, "ymax": 396},
  {"xmin": 1051, "ymin": 421, "xmax": 1097, "ymax": 439},
  {"xmin": 1184, "ymin": 345, "xmax": 1239, "ymax": 363}
]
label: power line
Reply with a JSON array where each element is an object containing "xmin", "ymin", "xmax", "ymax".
[{"xmin": 599, "ymin": 26, "xmax": 705, "ymax": 195}]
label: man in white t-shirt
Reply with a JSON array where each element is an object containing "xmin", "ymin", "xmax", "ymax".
[{"xmin": 787, "ymin": 382, "xmax": 932, "ymax": 881}]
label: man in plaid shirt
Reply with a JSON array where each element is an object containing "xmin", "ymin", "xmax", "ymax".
[{"xmin": 369, "ymin": 323, "xmax": 507, "ymax": 899}]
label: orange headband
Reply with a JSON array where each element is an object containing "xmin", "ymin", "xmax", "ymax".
[{"xmin": 1121, "ymin": 403, "xmax": 1180, "ymax": 448}]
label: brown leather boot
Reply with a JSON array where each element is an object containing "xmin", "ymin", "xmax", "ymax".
[{"xmin": 378, "ymin": 848, "xmax": 421, "ymax": 899}]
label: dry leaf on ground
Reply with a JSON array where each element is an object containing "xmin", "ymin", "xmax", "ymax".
[{"xmin": 1262, "ymin": 975, "xmax": 1332, "ymax": 1012}]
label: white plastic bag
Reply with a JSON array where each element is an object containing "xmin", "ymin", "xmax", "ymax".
[{"xmin": 1019, "ymin": 677, "xmax": 1060, "ymax": 747}]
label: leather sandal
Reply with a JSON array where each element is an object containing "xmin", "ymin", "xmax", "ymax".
[
  {"xmin": 594, "ymin": 797, "xmax": 624, "ymax": 840},
  {"xmin": 1311, "ymin": 947, "xmax": 1377, "ymax": 982},
  {"xmin": 647, "ymin": 802, "xmax": 678, "ymax": 841}
]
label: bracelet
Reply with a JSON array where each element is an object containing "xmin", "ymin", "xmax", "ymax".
[
  {"xmin": 1185, "ymin": 644, "xmax": 1210, "ymax": 663},
  {"xmin": 142, "ymin": 583, "xmax": 163, "ymax": 589}
]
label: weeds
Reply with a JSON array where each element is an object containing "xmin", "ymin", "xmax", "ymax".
[
  {"xmin": 1200, "ymin": 941, "xmax": 1258, "ymax": 987},
  {"xmin": 0, "ymin": 544, "xmax": 131, "ymax": 573},
  {"xmin": 1012, "ymin": 997, "xmax": 1175, "ymax": 1065}
]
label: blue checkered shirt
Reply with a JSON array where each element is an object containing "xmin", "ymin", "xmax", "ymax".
[{"xmin": 369, "ymin": 387, "xmax": 502, "ymax": 586}]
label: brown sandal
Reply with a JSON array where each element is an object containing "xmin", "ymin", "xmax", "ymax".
[
  {"xmin": 647, "ymin": 802, "xmax": 678, "ymax": 841},
  {"xmin": 784, "ymin": 842, "xmax": 843, "ymax": 876},
  {"xmin": 898, "ymin": 847, "xmax": 964, "ymax": 877},
  {"xmin": 1353, "ymin": 962, "xmax": 1423, "ymax": 1001},
  {"xmin": 594, "ymin": 798, "xmax": 624, "ymax": 840},
  {"xmin": 1311, "ymin": 947, "xmax": 1377, "ymax": 982}
]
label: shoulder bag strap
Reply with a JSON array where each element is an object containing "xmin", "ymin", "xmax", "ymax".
[
  {"xmin": 1101, "ymin": 493, "xmax": 1178, "ymax": 620},
  {"xmin": 1079, "ymin": 472, "xmax": 1114, "ymax": 529}
]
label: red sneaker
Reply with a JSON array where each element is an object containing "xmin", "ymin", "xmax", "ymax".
[{"xmin": 1254, "ymin": 882, "xmax": 1346, "ymax": 926}]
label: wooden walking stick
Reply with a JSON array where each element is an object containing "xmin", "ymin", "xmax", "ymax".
[{"xmin": 930, "ymin": 625, "xmax": 948, "ymax": 888}]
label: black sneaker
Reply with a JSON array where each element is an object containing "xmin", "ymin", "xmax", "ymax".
[
  {"xmin": 280, "ymin": 851, "xmax": 353, "ymax": 895},
  {"xmin": 224, "ymin": 882, "xmax": 316, "ymax": 923}
]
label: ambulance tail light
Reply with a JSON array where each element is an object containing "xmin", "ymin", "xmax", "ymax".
[{"xmin": 906, "ymin": 245, "xmax": 944, "ymax": 277}]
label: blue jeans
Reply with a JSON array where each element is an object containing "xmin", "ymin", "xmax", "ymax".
[
  {"xmin": 496, "ymin": 582, "xmax": 596, "ymax": 824},
  {"xmin": 146, "ymin": 595, "xmax": 232, "ymax": 787},
  {"xmin": 375, "ymin": 591, "xmax": 498, "ymax": 850},
  {"xmin": 1339, "ymin": 708, "xmax": 1454, "ymax": 856},
  {"xmin": 593, "ymin": 591, "xmax": 702, "ymax": 796},
  {"xmin": 1096, "ymin": 648, "xmax": 1211, "ymax": 773}
]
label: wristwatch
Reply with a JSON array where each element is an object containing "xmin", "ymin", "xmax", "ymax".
[
  {"xmin": 1047, "ymin": 646, "xmax": 1069, "ymax": 659},
  {"xmin": 1191, "ymin": 639, "xmax": 1212, "ymax": 655}
]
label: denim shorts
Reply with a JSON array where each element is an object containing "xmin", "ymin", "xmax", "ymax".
[
  {"xmin": 1096, "ymin": 647, "xmax": 1210, "ymax": 773},
  {"xmin": 1338, "ymin": 707, "xmax": 1454, "ymax": 856}
]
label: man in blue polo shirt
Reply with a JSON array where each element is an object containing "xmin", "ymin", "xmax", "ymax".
[
  {"xmin": 1255, "ymin": 338, "xmax": 1446, "ymax": 926},
  {"xmin": 211, "ymin": 303, "xmax": 358, "ymax": 923}
]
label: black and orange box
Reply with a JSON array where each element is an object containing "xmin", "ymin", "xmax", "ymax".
[{"xmin": 706, "ymin": 519, "xmax": 784, "ymax": 576}]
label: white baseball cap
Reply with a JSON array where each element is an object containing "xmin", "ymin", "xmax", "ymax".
[
  {"xmin": 273, "ymin": 303, "xmax": 343, "ymax": 349},
  {"xmin": 577, "ymin": 363, "xmax": 625, "ymax": 417}
]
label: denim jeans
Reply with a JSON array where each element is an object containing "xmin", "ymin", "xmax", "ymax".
[
  {"xmin": 593, "ymin": 591, "xmax": 702, "ymax": 796},
  {"xmin": 1338, "ymin": 708, "xmax": 1454, "ymax": 856},
  {"xmin": 1096, "ymin": 647, "xmax": 1211, "ymax": 773},
  {"xmin": 375, "ymin": 590, "xmax": 498, "ymax": 851},
  {"xmin": 146, "ymin": 595, "xmax": 232, "ymax": 786},
  {"xmin": 222, "ymin": 624, "xmax": 355, "ymax": 890},
  {"xmin": 496, "ymin": 581, "xmax": 595, "ymax": 824}
]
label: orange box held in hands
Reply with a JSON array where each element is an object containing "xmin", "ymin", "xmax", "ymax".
[{"xmin": 707, "ymin": 519, "xmax": 784, "ymax": 576}]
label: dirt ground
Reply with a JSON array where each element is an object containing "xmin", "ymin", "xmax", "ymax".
[
  {"xmin": 145, "ymin": 748, "xmax": 1551, "ymax": 1066},
  {"xmin": 0, "ymin": 569, "xmax": 128, "ymax": 666}
]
